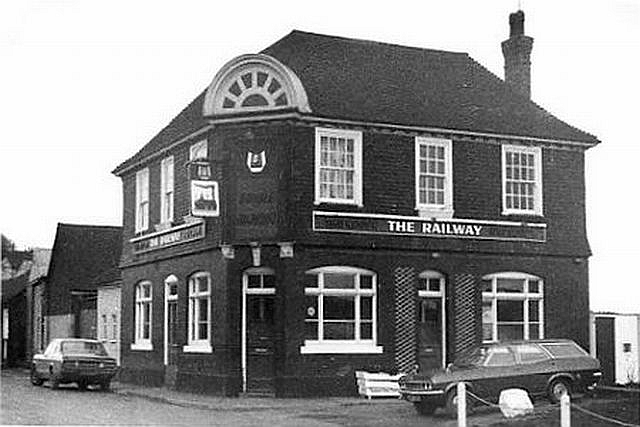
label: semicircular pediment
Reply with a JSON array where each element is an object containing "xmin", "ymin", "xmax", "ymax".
[{"xmin": 203, "ymin": 54, "xmax": 310, "ymax": 117}]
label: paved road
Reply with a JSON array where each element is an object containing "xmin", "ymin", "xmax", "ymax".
[{"xmin": 0, "ymin": 369, "xmax": 494, "ymax": 426}]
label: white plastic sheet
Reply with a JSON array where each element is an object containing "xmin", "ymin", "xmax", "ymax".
[{"xmin": 498, "ymin": 388, "xmax": 534, "ymax": 418}]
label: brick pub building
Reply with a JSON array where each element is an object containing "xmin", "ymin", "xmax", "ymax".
[{"xmin": 113, "ymin": 11, "xmax": 599, "ymax": 396}]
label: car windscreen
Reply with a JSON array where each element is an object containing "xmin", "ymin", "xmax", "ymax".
[
  {"xmin": 541, "ymin": 342, "xmax": 588, "ymax": 358},
  {"xmin": 61, "ymin": 341, "xmax": 108, "ymax": 356}
]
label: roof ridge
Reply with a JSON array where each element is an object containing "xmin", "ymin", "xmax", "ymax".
[
  {"xmin": 280, "ymin": 29, "xmax": 469, "ymax": 57},
  {"xmin": 57, "ymin": 223, "xmax": 122, "ymax": 230}
]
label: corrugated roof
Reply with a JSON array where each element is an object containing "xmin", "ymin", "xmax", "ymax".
[{"xmin": 113, "ymin": 30, "xmax": 599, "ymax": 175}]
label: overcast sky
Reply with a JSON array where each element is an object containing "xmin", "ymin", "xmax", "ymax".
[{"xmin": 1, "ymin": 0, "xmax": 638, "ymax": 313}]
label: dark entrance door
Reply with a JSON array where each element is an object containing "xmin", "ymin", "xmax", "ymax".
[
  {"xmin": 595, "ymin": 316, "xmax": 615, "ymax": 385},
  {"xmin": 244, "ymin": 269, "xmax": 276, "ymax": 394},
  {"xmin": 165, "ymin": 278, "xmax": 179, "ymax": 387},
  {"xmin": 417, "ymin": 272, "xmax": 446, "ymax": 372},
  {"xmin": 246, "ymin": 294, "xmax": 275, "ymax": 393}
]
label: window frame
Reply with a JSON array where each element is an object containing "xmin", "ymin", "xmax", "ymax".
[
  {"xmin": 160, "ymin": 156, "xmax": 174, "ymax": 224},
  {"xmin": 501, "ymin": 145, "xmax": 543, "ymax": 216},
  {"xmin": 301, "ymin": 266, "xmax": 382, "ymax": 354},
  {"xmin": 482, "ymin": 272, "xmax": 544, "ymax": 343},
  {"xmin": 415, "ymin": 137, "xmax": 454, "ymax": 218},
  {"xmin": 135, "ymin": 168, "xmax": 150, "ymax": 233},
  {"xmin": 184, "ymin": 272, "xmax": 212, "ymax": 353},
  {"xmin": 132, "ymin": 281, "xmax": 152, "ymax": 351},
  {"xmin": 314, "ymin": 127, "xmax": 363, "ymax": 206}
]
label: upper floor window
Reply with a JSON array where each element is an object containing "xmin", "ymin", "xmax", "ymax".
[
  {"xmin": 502, "ymin": 145, "xmax": 542, "ymax": 216},
  {"xmin": 481, "ymin": 272, "xmax": 544, "ymax": 343},
  {"xmin": 415, "ymin": 137, "xmax": 453, "ymax": 218},
  {"xmin": 184, "ymin": 272, "xmax": 212, "ymax": 353},
  {"xmin": 302, "ymin": 266, "xmax": 381, "ymax": 354},
  {"xmin": 132, "ymin": 281, "xmax": 152, "ymax": 350},
  {"xmin": 314, "ymin": 128, "xmax": 363, "ymax": 206},
  {"xmin": 135, "ymin": 168, "xmax": 149, "ymax": 233},
  {"xmin": 160, "ymin": 156, "xmax": 174, "ymax": 224},
  {"xmin": 190, "ymin": 140, "xmax": 208, "ymax": 161}
]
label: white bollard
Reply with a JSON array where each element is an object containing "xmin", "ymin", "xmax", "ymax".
[
  {"xmin": 457, "ymin": 382, "xmax": 467, "ymax": 427},
  {"xmin": 560, "ymin": 393, "xmax": 570, "ymax": 427}
]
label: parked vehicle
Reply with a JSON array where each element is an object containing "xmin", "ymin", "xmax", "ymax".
[
  {"xmin": 30, "ymin": 338, "xmax": 118, "ymax": 391},
  {"xmin": 399, "ymin": 339, "xmax": 602, "ymax": 416}
]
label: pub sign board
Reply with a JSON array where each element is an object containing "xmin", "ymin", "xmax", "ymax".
[
  {"xmin": 191, "ymin": 180, "xmax": 220, "ymax": 217},
  {"xmin": 313, "ymin": 211, "xmax": 546, "ymax": 242},
  {"xmin": 131, "ymin": 222, "xmax": 205, "ymax": 254}
]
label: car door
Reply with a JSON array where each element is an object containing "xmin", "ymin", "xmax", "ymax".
[
  {"xmin": 477, "ymin": 345, "xmax": 519, "ymax": 400},
  {"xmin": 511, "ymin": 343, "xmax": 552, "ymax": 397}
]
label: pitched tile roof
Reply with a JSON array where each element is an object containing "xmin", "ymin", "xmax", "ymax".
[
  {"xmin": 47, "ymin": 224, "xmax": 122, "ymax": 292},
  {"xmin": 114, "ymin": 30, "xmax": 599, "ymax": 175}
]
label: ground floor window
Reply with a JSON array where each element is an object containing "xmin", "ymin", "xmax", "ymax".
[
  {"xmin": 481, "ymin": 272, "xmax": 544, "ymax": 342},
  {"xmin": 301, "ymin": 266, "xmax": 382, "ymax": 354},
  {"xmin": 185, "ymin": 272, "xmax": 211, "ymax": 353},
  {"xmin": 132, "ymin": 281, "xmax": 152, "ymax": 350}
]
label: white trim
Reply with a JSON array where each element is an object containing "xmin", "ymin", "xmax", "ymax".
[
  {"xmin": 182, "ymin": 343, "xmax": 213, "ymax": 353},
  {"xmin": 415, "ymin": 137, "xmax": 454, "ymax": 219},
  {"xmin": 481, "ymin": 273, "xmax": 544, "ymax": 343},
  {"xmin": 417, "ymin": 270, "xmax": 447, "ymax": 368},
  {"xmin": 313, "ymin": 210, "xmax": 547, "ymax": 228},
  {"xmin": 300, "ymin": 343, "xmax": 383, "ymax": 354},
  {"xmin": 314, "ymin": 127, "xmax": 363, "ymax": 206},
  {"xmin": 164, "ymin": 275, "xmax": 178, "ymax": 366},
  {"xmin": 130, "ymin": 342, "xmax": 153, "ymax": 351},
  {"xmin": 502, "ymin": 145, "xmax": 543, "ymax": 216},
  {"xmin": 135, "ymin": 168, "xmax": 149, "ymax": 233},
  {"xmin": 187, "ymin": 272, "xmax": 211, "ymax": 348},
  {"xmin": 160, "ymin": 156, "xmax": 174, "ymax": 224},
  {"xmin": 301, "ymin": 266, "xmax": 380, "ymax": 354},
  {"xmin": 203, "ymin": 54, "xmax": 310, "ymax": 116},
  {"xmin": 303, "ymin": 115, "xmax": 598, "ymax": 148},
  {"xmin": 241, "ymin": 269, "xmax": 276, "ymax": 393},
  {"xmin": 134, "ymin": 281, "xmax": 152, "ymax": 347},
  {"xmin": 129, "ymin": 220, "xmax": 204, "ymax": 243}
]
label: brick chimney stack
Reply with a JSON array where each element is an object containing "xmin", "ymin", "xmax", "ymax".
[{"xmin": 501, "ymin": 10, "xmax": 534, "ymax": 98}]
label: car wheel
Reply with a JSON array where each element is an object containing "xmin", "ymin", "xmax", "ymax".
[
  {"xmin": 99, "ymin": 380, "xmax": 111, "ymax": 391},
  {"xmin": 30, "ymin": 366, "xmax": 43, "ymax": 386},
  {"xmin": 77, "ymin": 380, "xmax": 88, "ymax": 391},
  {"xmin": 445, "ymin": 387, "xmax": 472, "ymax": 418},
  {"xmin": 548, "ymin": 378, "xmax": 572, "ymax": 403},
  {"xmin": 413, "ymin": 399, "xmax": 437, "ymax": 415}
]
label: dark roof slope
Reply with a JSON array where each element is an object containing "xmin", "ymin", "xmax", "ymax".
[
  {"xmin": 262, "ymin": 31, "xmax": 597, "ymax": 143},
  {"xmin": 114, "ymin": 30, "xmax": 598, "ymax": 174},
  {"xmin": 113, "ymin": 90, "xmax": 208, "ymax": 175},
  {"xmin": 47, "ymin": 224, "xmax": 122, "ymax": 292},
  {"xmin": 1, "ymin": 272, "xmax": 29, "ymax": 302}
]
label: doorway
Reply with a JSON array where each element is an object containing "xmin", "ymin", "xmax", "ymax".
[
  {"xmin": 164, "ymin": 276, "xmax": 179, "ymax": 386},
  {"xmin": 417, "ymin": 271, "xmax": 446, "ymax": 371},
  {"xmin": 242, "ymin": 268, "xmax": 276, "ymax": 394}
]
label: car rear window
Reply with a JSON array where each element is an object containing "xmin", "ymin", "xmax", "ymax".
[
  {"xmin": 541, "ymin": 342, "xmax": 587, "ymax": 358},
  {"xmin": 514, "ymin": 344, "xmax": 549, "ymax": 363},
  {"xmin": 61, "ymin": 341, "xmax": 108, "ymax": 356}
]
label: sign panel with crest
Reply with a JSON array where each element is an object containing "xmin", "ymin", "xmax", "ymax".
[{"xmin": 191, "ymin": 180, "xmax": 220, "ymax": 217}]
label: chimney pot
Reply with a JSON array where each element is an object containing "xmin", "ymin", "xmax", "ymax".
[{"xmin": 509, "ymin": 10, "xmax": 525, "ymax": 37}]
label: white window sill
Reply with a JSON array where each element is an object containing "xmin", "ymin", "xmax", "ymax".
[
  {"xmin": 416, "ymin": 207, "xmax": 454, "ymax": 219},
  {"xmin": 130, "ymin": 342, "xmax": 153, "ymax": 351},
  {"xmin": 314, "ymin": 199, "xmax": 363, "ymax": 207},
  {"xmin": 502, "ymin": 209, "xmax": 543, "ymax": 217},
  {"xmin": 183, "ymin": 343, "xmax": 213, "ymax": 353},
  {"xmin": 300, "ymin": 342, "xmax": 383, "ymax": 354}
]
